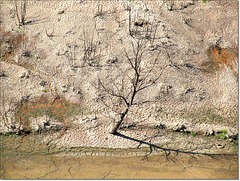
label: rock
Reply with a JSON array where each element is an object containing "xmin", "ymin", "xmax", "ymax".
[
  {"xmin": 61, "ymin": 85, "xmax": 68, "ymax": 93},
  {"xmin": 216, "ymin": 144, "xmax": 225, "ymax": 149},
  {"xmin": 204, "ymin": 128, "xmax": 214, "ymax": 136},
  {"xmin": 0, "ymin": 71, "xmax": 6, "ymax": 77},
  {"xmin": 18, "ymin": 69, "xmax": 30, "ymax": 79},
  {"xmin": 80, "ymin": 115, "xmax": 97, "ymax": 124},
  {"xmin": 72, "ymin": 87, "xmax": 81, "ymax": 94},
  {"xmin": 30, "ymin": 116, "xmax": 50, "ymax": 132},
  {"xmin": 159, "ymin": 83, "xmax": 172, "ymax": 94},
  {"xmin": 0, "ymin": 119, "xmax": 23, "ymax": 134},
  {"xmin": 106, "ymin": 57, "xmax": 118, "ymax": 64},
  {"xmin": 30, "ymin": 116, "xmax": 64, "ymax": 132},
  {"xmin": 13, "ymin": 55, "xmax": 20, "ymax": 63},
  {"xmin": 58, "ymin": 10, "xmax": 65, "ymax": 14},
  {"xmin": 134, "ymin": 19, "xmax": 149, "ymax": 27},
  {"xmin": 40, "ymin": 81, "xmax": 48, "ymax": 87},
  {"xmin": 79, "ymin": 115, "xmax": 99, "ymax": 129},
  {"xmin": 156, "ymin": 123, "xmax": 166, "ymax": 129},
  {"xmin": 176, "ymin": 124, "xmax": 187, "ymax": 132},
  {"xmin": 148, "ymin": 44, "xmax": 158, "ymax": 51},
  {"xmin": 21, "ymin": 51, "xmax": 31, "ymax": 57}
]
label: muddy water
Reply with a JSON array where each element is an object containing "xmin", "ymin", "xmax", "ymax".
[{"xmin": 1, "ymin": 153, "xmax": 238, "ymax": 179}]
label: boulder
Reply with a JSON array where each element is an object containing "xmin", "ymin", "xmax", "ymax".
[
  {"xmin": 30, "ymin": 116, "xmax": 64, "ymax": 132},
  {"xmin": 18, "ymin": 69, "xmax": 30, "ymax": 79}
]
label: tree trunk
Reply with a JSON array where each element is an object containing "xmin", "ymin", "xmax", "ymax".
[
  {"xmin": 109, "ymin": 108, "xmax": 129, "ymax": 134},
  {"xmin": 109, "ymin": 119, "xmax": 124, "ymax": 134}
]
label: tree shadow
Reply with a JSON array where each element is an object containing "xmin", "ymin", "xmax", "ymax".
[{"xmin": 113, "ymin": 132, "xmax": 225, "ymax": 158}]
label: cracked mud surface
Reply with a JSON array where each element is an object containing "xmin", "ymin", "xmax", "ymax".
[
  {"xmin": 0, "ymin": 134, "xmax": 238, "ymax": 179},
  {"xmin": 1, "ymin": 151, "xmax": 238, "ymax": 179}
]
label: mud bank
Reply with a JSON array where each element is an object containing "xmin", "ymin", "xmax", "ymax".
[
  {"xmin": 1, "ymin": 150, "xmax": 238, "ymax": 179},
  {"xmin": 1, "ymin": 132, "xmax": 238, "ymax": 179}
]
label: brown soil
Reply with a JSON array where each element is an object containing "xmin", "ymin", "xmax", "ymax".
[
  {"xmin": 206, "ymin": 45, "xmax": 238, "ymax": 76},
  {"xmin": 0, "ymin": 29, "xmax": 27, "ymax": 60},
  {"xmin": 14, "ymin": 96, "xmax": 82, "ymax": 131},
  {"xmin": 1, "ymin": 151, "xmax": 238, "ymax": 179},
  {"xmin": 0, "ymin": 132, "xmax": 238, "ymax": 179}
]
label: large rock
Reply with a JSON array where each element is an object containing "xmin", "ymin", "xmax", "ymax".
[{"xmin": 30, "ymin": 116, "xmax": 64, "ymax": 132}]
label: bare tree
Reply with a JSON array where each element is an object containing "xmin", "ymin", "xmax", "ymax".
[
  {"xmin": 15, "ymin": 0, "xmax": 27, "ymax": 27},
  {"xmin": 97, "ymin": 38, "xmax": 166, "ymax": 134}
]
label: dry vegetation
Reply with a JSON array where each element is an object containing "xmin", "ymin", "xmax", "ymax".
[{"xmin": 0, "ymin": 29, "xmax": 25, "ymax": 61}]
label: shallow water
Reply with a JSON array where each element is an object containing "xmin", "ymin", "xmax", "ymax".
[{"xmin": 1, "ymin": 153, "xmax": 238, "ymax": 179}]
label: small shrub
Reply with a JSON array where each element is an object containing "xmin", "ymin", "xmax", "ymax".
[
  {"xmin": 233, "ymin": 140, "xmax": 238, "ymax": 146},
  {"xmin": 219, "ymin": 133, "xmax": 227, "ymax": 140},
  {"xmin": 4, "ymin": 131, "xmax": 17, "ymax": 136},
  {"xmin": 5, "ymin": 132, "xmax": 11, "ymax": 136},
  {"xmin": 185, "ymin": 130, "xmax": 191, "ymax": 134},
  {"xmin": 218, "ymin": 130, "xmax": 227, "ymax": 140},
  {"xmin": 191, "ymin": 131, "xmax": 196, "ymax": 137},
  {"xmin": 221, "ymin": 130, "xmax": 227, "ymax": 134},
  {"xmin": 0, "ymin": 30, "xmax": 25, "ymax": 61}
]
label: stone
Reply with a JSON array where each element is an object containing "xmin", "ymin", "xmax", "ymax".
[
  {"xmin": 18, "ymin": 69, "xmax": 30, "ymax": 79},
  {"xmin": 0, "ymin": 71, "xmax": 6, "ymax": 77},
  {"xmin": 204, "ymin": 128, "xmax": 214, "ymax": 136},
  {"xmin": 72, "ymin": 87, "xmax": 81, "ymax": 94},
  {"xmin": 30, "ymin": 116, "xmax": 50, "ymax": 132},
  {"xmin": 134, "ymin": 19, "xmax": 149, "ymax": 27},
  {"xmin": 159, "ymin": 83, "xmax": 172, "ymax": 94},
  {"xmin": 216, "ymin": 144, "xmax": 225, "ymax": 149},
  {"xmin": 40, "ymin": 81, "xmax": 48, "ymax": 87},
  {"xmin": 61, "ymin": 85, "xmax": 68, "ymax": 93},
  {"xmin": 106, "ymin": 57, "xmax": 118, "ymax": 64},
  {"xmin": 21, "ymin": 51, "xmax": 31, "ymax": 57},
  {"xmin": 30, "ymin": 116, "xmax": 64, "ymax": 132},
  {"xmin": 79, "ymin": 115, "xmax": 99, "ymax": 129},
  {"xmin": 58, "ymin": 10, "xmax": 65, "ymax": 14}
]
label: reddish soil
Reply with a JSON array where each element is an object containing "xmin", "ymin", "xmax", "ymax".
[{"xmin": 207, "ymin": 45, "xmax": 238, "ymax": 76}]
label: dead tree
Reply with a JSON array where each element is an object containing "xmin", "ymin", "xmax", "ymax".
[
  {"xmin": 97, "ymin": 38, "xmax": 166, "ymax": 134},
  {"xmin": 15, "ymin": 0, "xmax": 27, "ymax": 27}
]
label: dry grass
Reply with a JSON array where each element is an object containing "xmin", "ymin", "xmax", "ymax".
[
  {"xmin": 0, "ymin": 29, "xmax": 26, "ymax": 61},
  {"xmin": 15, "ymin": 96, "xmax": 85, "ymax": 132}
]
